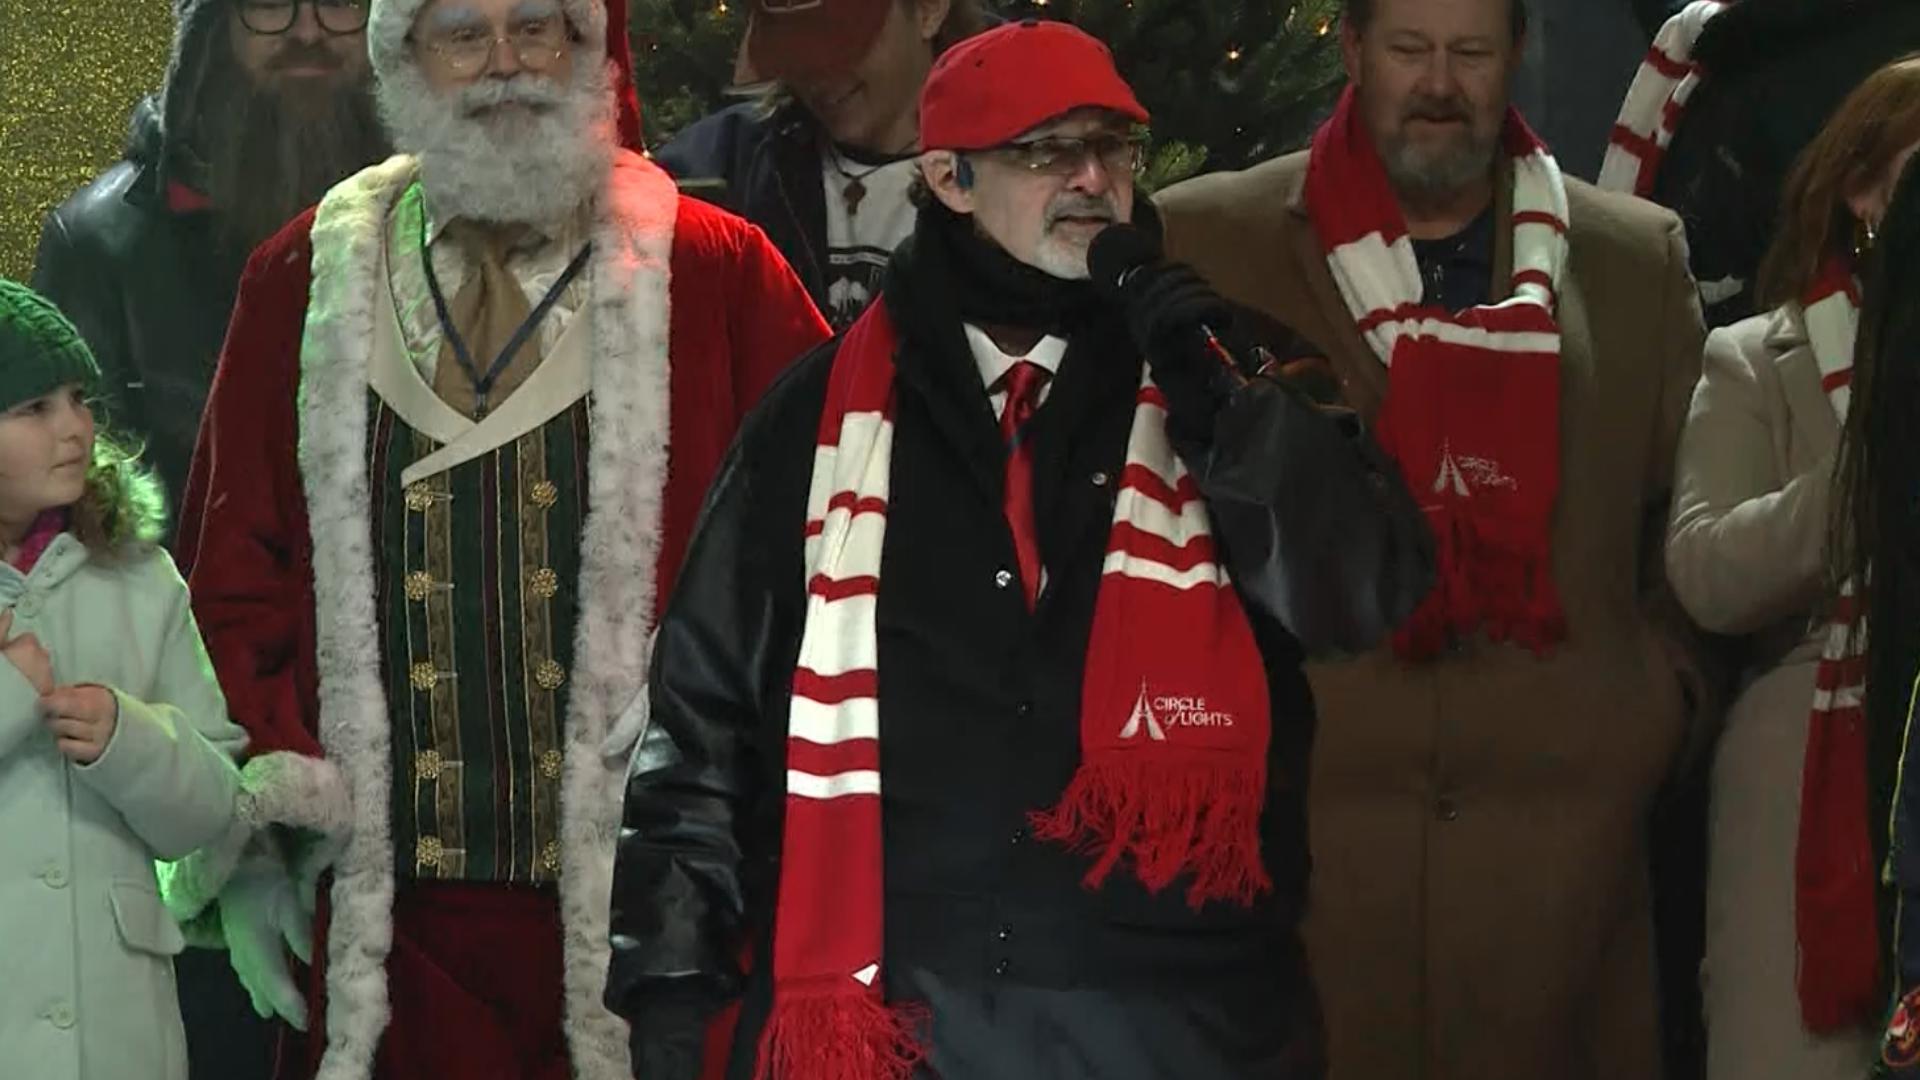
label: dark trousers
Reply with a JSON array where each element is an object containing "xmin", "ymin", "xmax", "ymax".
[{"xmin": 179, "ymin": 946, "xmax": 278, "ymax": 1080}]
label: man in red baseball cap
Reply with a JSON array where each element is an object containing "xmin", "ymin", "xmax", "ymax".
[
  {"xmin": 656, "ymin": 0, "xmax": 992, "ymax": 330},
  {"xmin": 608, "ymin": 18, "xmax": 1431, "ymax": 1080}
]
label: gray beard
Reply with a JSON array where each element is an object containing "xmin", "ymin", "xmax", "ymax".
[
  {"xmin": 1380, "ymin": 130, "xmax": 1499, "ymax": 205},
  {"xmin": 374, "ymin": 59, "xmax": 616, "ymax": 227}
]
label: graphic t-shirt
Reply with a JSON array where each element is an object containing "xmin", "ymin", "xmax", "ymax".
[{"xmin": 821, "ymin": 143, "xmax": 918, "ymax": 330}]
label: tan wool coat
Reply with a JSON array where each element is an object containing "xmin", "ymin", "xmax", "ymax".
[
  {"xmin": 1157, "ymin": 149, "xmax": 1709, "ymax": 1080},
  {"xmin": 1665, "ymin": 307, "xmax": 1879, "ymax": 1080}
]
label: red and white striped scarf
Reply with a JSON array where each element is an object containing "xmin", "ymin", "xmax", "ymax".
[
  {"xmin": 1303, "ymin": 86, "xmax": 1570, "ymax": 659},
  {"xmin": 757, "ymin": 301, "xmax": 1273, "ymax": 1079},
  {"xmin": 1598, "ymin": 0, "xmax": 1733, "ymax": 197},
  {"xmin": 1793, "ymin": 257, "xmax": 1880, "ymax": 1032}
]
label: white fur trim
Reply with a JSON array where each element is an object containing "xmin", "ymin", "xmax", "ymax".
[
  {"xmin": 300, "ymin": 153, "xmax": 414, "ymax": 1080},
  {"xmin": 236, "ymin": 749, "xmax": 356, "ymax": 836},
  {"xmin": 556, "ymin": 149, "xmax": 678, "ymax": 1080},
  {"xmin": 369, "ymin": 0, "xmax": 607, "ymax": 78},
  {"xmin": 160, "ymin": 750, "xmax": 353, "ymax": 924},
  {"xmin": 292, "ymin": 148, "xmax": 677, "ymax": 1079}
]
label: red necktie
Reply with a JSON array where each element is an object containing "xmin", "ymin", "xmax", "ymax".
[{"xmin": 998, "ymin": 360, "xmax": 1051, "ymax": 609}]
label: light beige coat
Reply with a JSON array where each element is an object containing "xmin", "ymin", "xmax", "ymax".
[
  {"xmin": 0, "ymin": 536, "xmax": 244, "ymax": 1080},
  {"xmin": 1666, "ymin": 306, "xmax": 1879, "ymax": 1079}
]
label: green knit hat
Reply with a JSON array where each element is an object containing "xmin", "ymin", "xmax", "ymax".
[{"xmin": 0, "ymin": 279, "xmax": 100, "ymax": 413}]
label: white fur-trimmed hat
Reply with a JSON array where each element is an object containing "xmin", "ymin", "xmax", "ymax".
[{"xmin": 367, "ymin": 0, "xmax": 643, "ymax": 147}]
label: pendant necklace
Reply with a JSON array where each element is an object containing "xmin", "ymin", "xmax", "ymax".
[{"xmin": 828, "ymin": 136, "xmax": 917, "ymax": 222}]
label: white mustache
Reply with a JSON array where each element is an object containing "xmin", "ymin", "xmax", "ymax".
[
  {"xmin": 1045, "ymin": 199, "xmax": 1117, "ymax": 228},
  {"xmin": 458, "ymin": 76, "xmax": 565, "ymax": 116}
]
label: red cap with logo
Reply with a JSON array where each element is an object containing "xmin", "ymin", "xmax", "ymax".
[
  {"xmin": 918, "ymin": 19, "xmax": 1148, "ymax": 152},
  {"xmin": 744, "ymin": 0, "xmax": 895, "ymax": 84}
]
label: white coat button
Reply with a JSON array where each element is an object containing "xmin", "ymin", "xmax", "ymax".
[
  {"xmin": 48, "ymin": 1002, "xmax": 74, "ymax": 1029},
  {"xmin": 41, "ymin": 865, "xmax": 66, "ymax": 889},
  {"xmin": 16, "ymin": 593, "xmax": 41, "ymax": 618}
]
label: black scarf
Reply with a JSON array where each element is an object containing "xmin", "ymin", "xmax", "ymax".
[{"xmin": 890, "ymin": 201, "xmax": 1106, "ymax": 334}]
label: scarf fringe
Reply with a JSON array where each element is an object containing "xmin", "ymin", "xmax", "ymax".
[
  {"xmin": 755, "ymin": 985, "xmax": 928, "ymax": 1080},
  {"xmin": 1031, "ymin": 756, "xmax": 1271, "ymax": 909}
]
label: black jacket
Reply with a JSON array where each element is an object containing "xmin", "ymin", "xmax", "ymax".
[
  {"xmin": 32, "ymin": 0, "xmax": 245, "ymax": 528},
  {"xmin": 33, "ymin": 99, "xmax": 239, "ymax": 525},
  {"xmin": 1652, "ymin": 0, "xmax": 1920, "ymax": 326},
  {"xmin": 654, "ymin": 100, "xmax": 834, "ymax": 324},
  {"xmin": 604, "ymin": 215, "xmax": 1433, "ymax": 1079}
]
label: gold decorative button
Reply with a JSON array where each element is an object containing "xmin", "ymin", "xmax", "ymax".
[
  {"xmin": 409, "ymin": 662, "xmax": 439, "ymax": 691},
  {"xmin": 529, "ymin": 479, "xmax": 559, "ymax": 509},
  {"xmin": 534, "ymin": 659, "xmax": 566, "ymax": 691},
  {"xmin": 416, "ymin": 836, "xmax": 444, "ymax": 867},
  {"xmin": 415, "ymin": 749, "xmax": 444, "ymax": 781},
  {"xmin": 541, "ymin": 840, "xmax": 563, "ymax": 874},
  {"xmin": 404, "ymin": 571, "xmax": 434, "ymax": 602},
  {"xmin": 405, "ymin": 483, "xmax": 434, "ymax": 512},
  {"xmin": 538, "ymin": 749, "xmax": 563, "ymax": 780},
  {"xmin": 528, "ymin": 568, "xmax": 559, "ymax": 600}
]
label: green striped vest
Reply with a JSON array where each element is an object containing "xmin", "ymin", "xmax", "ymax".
[{"xmin": 369, "ymin": 392, "xmax": 592, "ymax": 883}]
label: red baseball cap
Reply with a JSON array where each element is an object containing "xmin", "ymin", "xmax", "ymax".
[
  {"xmin": 919, "ymin": 19, "xmax": 1149, "ymax": 152},
  {"xmin": 744, "ymin": 0, "xmax": 894, "ymax": 84}
]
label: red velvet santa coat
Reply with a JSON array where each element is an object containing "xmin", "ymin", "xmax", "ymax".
[{"xmin": 166, "ymin": 151, "xmax": 829, "ymax": 1080}]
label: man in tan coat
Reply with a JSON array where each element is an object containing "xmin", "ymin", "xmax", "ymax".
[{"xmin": 1156, "ymin": 0, "xmax": 1710, "ymax": 1076}]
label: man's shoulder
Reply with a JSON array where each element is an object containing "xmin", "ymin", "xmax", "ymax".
[
  {"xmin": 242, "ymin": 209, "xmax": 321, "ymax": 289},
  {"xmin": 1156, "ymin": 151, "xmax": 1308, "ymax": 223},
  {"xmin": 1564, "ymin": 175, "xmax": 1684, "ymax": 259},
  {"xmin": 653, "ymin": 101, "xmax": 788, "ymax": 182},
  {"xmin": 43, "ymin": 161, "xmax": 151, "ymax": 253},
  {"xmin": 668, "ymin": 188, "xmax": 785, "ymax": 276}
]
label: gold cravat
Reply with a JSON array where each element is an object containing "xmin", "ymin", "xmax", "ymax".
[{"xmin": 430, "ymin": 219, "xmax": 545, "ymax": 418}]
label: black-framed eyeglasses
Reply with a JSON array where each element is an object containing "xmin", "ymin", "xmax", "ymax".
[
  {"xmin": 415, "ymin": 13, "xmax": 571, "ymax": 76},
  {"xmin": 236, "ymin": 0, "xmax": 369, "ymax": 35},
  {"xmin": 984, "ymin": 133, "xmax": 1147, "ymax": 178}
]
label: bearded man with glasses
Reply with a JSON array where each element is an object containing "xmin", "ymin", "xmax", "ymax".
[
  {"xmin": 32, "ymin": 0, "xmax": 389, "ymax": 536},
  {"xmin": 160, "ymin": 1, "xmax": 833, "ymax": 1078},
  {"xmin": 605, "ymin": 19, "xmax": 1431, "ymax": 1080}
]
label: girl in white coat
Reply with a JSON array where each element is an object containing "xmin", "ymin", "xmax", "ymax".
[{"xmin": 0, "ymin": 279, "xmax": 245, "ymax": 1080}]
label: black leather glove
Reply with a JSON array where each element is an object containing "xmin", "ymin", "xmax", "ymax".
[
  {"xmin": 1118, "ymin": 259, "xmax": 1237, "ymax": 359},
  {"xmin": 1114, "ymin": 259, "xmax": 1247, "ymax": 441},
  {"xmin": 626, "ymin": 992, "xmax": 717, "ymax": 1080}
]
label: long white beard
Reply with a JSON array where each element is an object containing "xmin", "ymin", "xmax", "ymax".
[{"xmin": 375, "ymin": 57, "xmax": 617, "ymax": 226}]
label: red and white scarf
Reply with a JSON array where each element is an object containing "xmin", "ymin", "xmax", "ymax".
[
  {"xmin": 1597, "ymin": 0, "xmax": 1733, "ymax": 197},
  {"xmin": 1303, "ymin": 86, "xmax": 1570, "ymax": 659},
  {"xmin": 1793, "ymin": 257, "xmax": 1880, "ymax": 1032},
  {"xmin": 756, "ymin": 301, "xmax": 1273, "ymax": 1079}
]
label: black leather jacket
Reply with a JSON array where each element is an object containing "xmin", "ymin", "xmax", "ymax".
[
  {"xmin": 33, "ymin": 99, "xmax": 241, "ymax": 527},
  {"xmin": 604, "ymin": 217, "xmax": 1433, "ymax": 1079}
]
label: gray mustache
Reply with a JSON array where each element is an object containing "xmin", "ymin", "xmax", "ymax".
[
  {"xmin": 1046, "ymin": 199, "xmax": 1118, "ymax": 227},
  {"xmin": 458, "ymin": 76, "xmax": 566, "ymax": 115}
]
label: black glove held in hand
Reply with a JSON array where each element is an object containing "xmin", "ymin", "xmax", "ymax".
[{"xmin": 1120, "ymin": 259, "xmax": 1236, "ymax": 358}]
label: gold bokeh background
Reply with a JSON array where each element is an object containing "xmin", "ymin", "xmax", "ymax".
[{"xmin": 0, "ymin": 0, "xmax": 176, "ymax": 281}]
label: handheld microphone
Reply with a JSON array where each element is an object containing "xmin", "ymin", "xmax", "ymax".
[{"xmin": 1088, "ymin": 225, "xmax": 1249, "ymax": 387}]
